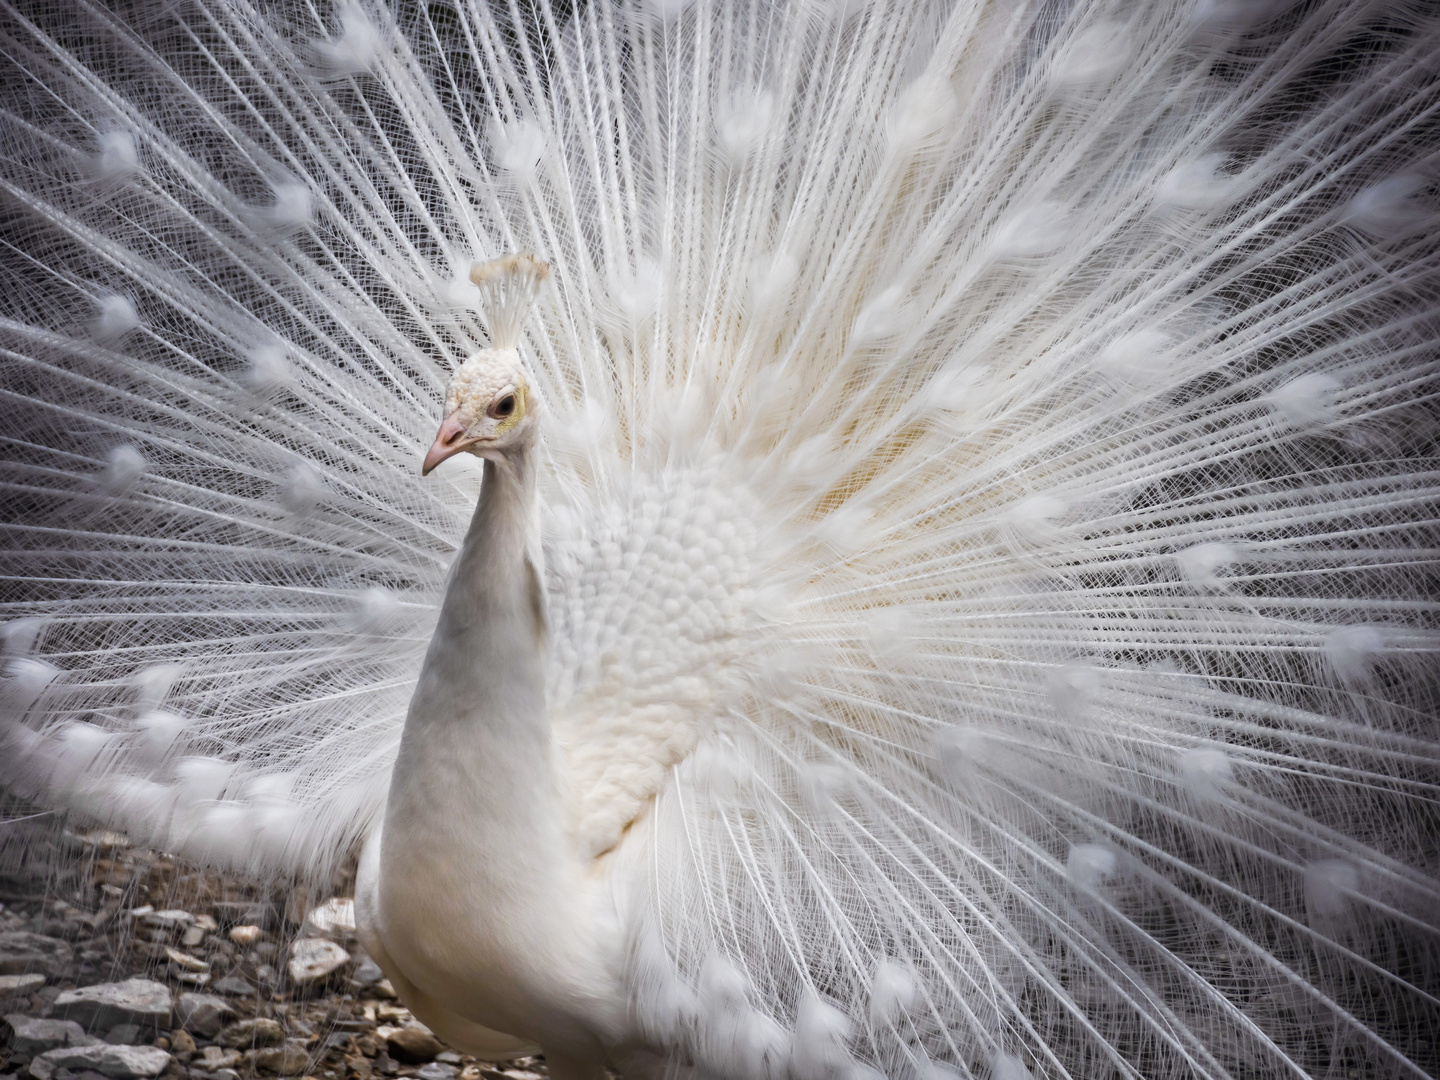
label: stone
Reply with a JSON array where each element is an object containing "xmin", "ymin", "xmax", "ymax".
[
  {"xmin": 167, "ymin": 1030, "xmax": 195, "ymax": 1063},
  {"xmin": 0, "ymin": 974, "xmax": 48, "ymax": 995},
  {"xmin": 50, "ymin": 981, "xmax": 171, "ymax": 1032},
  {"xmin": 195, "ymin": 1047, "xmax": 240, "ymax": 1071},
  {"xmin": 211, "ymin": 903, "xmax": 276, "ymax": 930},
  {"xmin": 226, "ymin": 926, "xmax": 262, "ymax": 948},
  {"xmin": 179, "ymin": 927, "xmax": 204, "ymax": 949},
  {"xmin": 28, "ymin": 1044, "xmax": 171, "ymax": 1080},
  {"xmin": 348, "ymin": 957, "xmax": 383, "ymax": 986},
  {"xmin": 173, "ymin": 994, "xmax": 235, "ymax": 1039},
  {"xmin": 0, "ymin": 934, "xmax": 74, "ymax": 978},
  {"xmin": 138, "ymin": 913, "xmax": 192, "ymax": 932},
  {"xmin": 302, "ymin": 900, "xmax": 355, "ymax": 942},
  {"xmin": 415, "ymin": 1065, "xmax": 454, "ymax": 1080},
  {"xmin": 216, "ymin": 1018, "xmax": 285, "ymax": 1049},
  {"xmin": 249, "ymin": 1040, "xmax": 309, "ymax": 1076},
  {"xmin": 161, "ymin": 948, "xmax": 207, "ymax": 974},
  {"xmin": 369, "ymin": 979, "xmax": 396, "ymax": 1001},
  {"xmin": 207, "ymin": 977, "xmax": 254, "ymax": 998},
  {"xmin": 382, "ymin": 1025, "xmax": 443, "ymax": 1064},
  {"xmin": 3, "ymin": 1015, "xmax": 101, "ymax": 1062},
  {"xmin": 287, "ymin": 940, "xmax": 348, "ymax": 987},
  {"xmin": 101, "ymin": 1025, "xmax": 142, "ymax": 1045},
  {"xmin": 433, "ymin": 1053, "xmax": 461, "ymax": 1066}
]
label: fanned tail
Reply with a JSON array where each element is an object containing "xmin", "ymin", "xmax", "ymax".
[{"xmin": 0, "ymin": 1, "xmax": 1436, "ymax": 1078}]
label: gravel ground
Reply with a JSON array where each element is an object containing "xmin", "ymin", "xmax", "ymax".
[{"xmin": 0, "ymin": 828, "xmax": 554, "ymax": 1080}]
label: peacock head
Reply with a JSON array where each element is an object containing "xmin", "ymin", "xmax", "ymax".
[
  {"xmin": 422, "ymin": 347, "xmax": 537, "ymax": 473},
  {"xmin": 422, "ymin": 254, "xmax": 549, "ymax": 475}
]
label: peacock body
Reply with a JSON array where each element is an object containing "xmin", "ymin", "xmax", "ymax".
[{"xmin": 0, "ymin": 0, "xmax": 1437, "ymax": 1077}]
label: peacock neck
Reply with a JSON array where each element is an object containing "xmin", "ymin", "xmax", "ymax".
[{"xmin": 376, "ymin": 439, "xmax": 619, "ymax": 1058}]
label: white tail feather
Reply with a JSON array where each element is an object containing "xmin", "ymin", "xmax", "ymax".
[{"xmin": 1, "ymin": 0, "xmax": 1437, "ymax": 1077}]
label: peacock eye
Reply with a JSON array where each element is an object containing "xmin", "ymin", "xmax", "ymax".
[{"xmin": 492, "ymin": 393, "xmax": 517, "ymax": 419}]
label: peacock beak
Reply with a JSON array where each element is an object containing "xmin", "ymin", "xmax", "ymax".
[{"xmin": 422, "ymin": 412, "xmax": 478, "ymax": 475}]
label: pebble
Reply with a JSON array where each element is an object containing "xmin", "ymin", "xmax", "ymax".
[
  {"xmin": 164, "ymin": 947, "xmax": 210, "ymax": 973},
  {"xmin": 101, "ymin": 1023, "xmax": 144, "ymax": 1045},
  {"xmin": 169, "ymin": 1030, "xmax": 196, "ymax": 1061},
  {"xmin": 303, "ymin": 899, "xmax": 356, "ymax": 942},
  {"xmin": 226, "ymin": 926, "xmax": 262, "ymax": 947},
  {"xmin": 206, "ymin": 976, "xmax": 254, "ymax": 997},
  {"xmin": 288, "ymin": 938, "xmax": 350, "ymax": 986},
  {"xmin": 415, "ymin": 1064, "xmax": 454, "ymax": 1080},
  {"xmin": 211, "ymin": 902, "xmax": 276, "ymax": 930},
  {"xmin": 349, "ymin": 956, "xmax": 384, "ymax": 985},
  {"xmin": 194, "ymin": 1046, "xmax": 241, "ymax": 1070},
  {"xmin": 139, "ymin": 911, "xmax": 194, "ymax": 931},
  {"xmin": 28, "ymin": 1044, "xmax": 171, "ymax": 1080},
  {"xmin": 216, "ymin": 1017, "xmax": 286, "ymax": 1048},
  {"xmin": 174, "ymin": 993, "xmax": 236, "ymax": 1039},
  {"xmin": 249, "ymin": 1039, "xmax": 310, "ymax": 1075},
  {"xmin": 383, "ymin": 1023, "xmax": 444, "ymax": 1064},
  {"xmin": 3, "ymin": 1014, "xmax": 100, "ymax": 1062},
  {"xmin": 0, "ymin": 973, "xmax": 48, "ymax": 994},
  {"xmin": 51, "ymin": 979, "xmax": 172, "ymax": 1031},
  {"xmin": 0, "ymin": 932, "xmax": 74, "ymax": 976}
]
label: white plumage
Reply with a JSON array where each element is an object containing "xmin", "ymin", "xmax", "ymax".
[{"xmin": 1, "ymin": 0, "xmax": 1437, "ymax": 1077}]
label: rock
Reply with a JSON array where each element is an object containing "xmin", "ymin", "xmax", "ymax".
[
  {"xmin": 348, "ymin": 957, "xmax": 384, "ymax": 986},
  {"xmin": 3, "ymin": 1015, "xmax": 101, "ymax": 1062},
  {"xmin": 139, "ymin": 912, "xmax": 192, "ymax": 932},
  {"xmin": 51, "ymin": 980, "xmax": 172, "ymax": 1032},
  {"xmin": 179, "ymin": 927, "xmax": 205, "ymax": 949},
  {"xmin": 382, "ymin": 1024, "xmax": 443, "ymax": 1064},
  {"xmin": 415, "ymin": 1064, "xmax": 454, "ymax": 1080},
  {"xmin": 370, "ymin": 979, "xmax": 396, "ymax": 1001},
  {"xmin": 211, "ymin": 903, "xmax": 277, "ymax": 930},
  {"xmin": 174, "ymin": 993, "xmax": 235, "ymax": 1039},
  {"xmin": 162, "ymin": 948, "xmax": 207, "ymax": 974},
  {"xmin": 0, "ymin": 933, "xmax": 74, "ymax": 977},
  {"xmin": 101, "ymin": 1024, "xmax": 143, "ymax": 1045},
  {"xmin": 28, "ymin": 1044, "xmax": 171, "ymax": 1080},
  {"xmin": 195, "ymin": 1047, "xmax": 241, "ymax": 1071},
  {"xmin": 0, "ymin": 973, "xmax": 48, "ymax": 995},
  {"xmin": 207, "ymin": 976, "xmax": 254, "ymax": 997},
  {"xmin": 434, "ymin": 1052, "xmax": 461, "ymax": 1065},
  {"xmin": 302, "ymin": 899, "xmax": 356, "ymax": 942},
  {"xmin": 288, "ymin": 939, "xmax": 349, "ymax": 986},
  {"xmin": 226, "ymin": 926, "xmax": 262, "ymax": 948},
  {"xmin": 172, "ymin": 971, "xmax": 210, "ymax": 987},
  {"xmin": 167, "ymin": 1029, "xmax": 195, "ymax": 1063},
  {"xmin": 249, "ymin": 1040, "xmax": 310, "ymax": 1076},
  {"xmin": 216, "ymin": 1017, "xmax": 285, "ymax": 1049}
]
